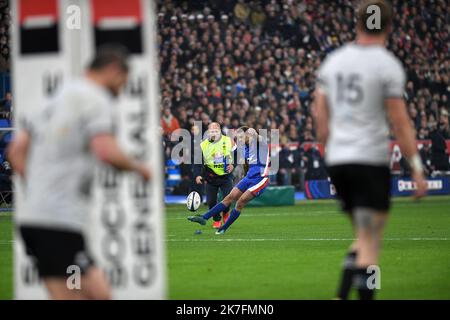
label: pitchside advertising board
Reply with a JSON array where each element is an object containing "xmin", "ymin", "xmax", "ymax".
[
  {"xmin": 12, "ymin": 0, "xmax": 166, "ymax": 299},
  {"xmin": 391, "ymin": 177, "xmax": 450, "ymax": 197},
  {"xmin": 303, "ymin": 140, "xmax": 450, "ymax": 199},
  {"xmin": 305, "ymin": 177, "xmax": 450, "ymax": 199}
]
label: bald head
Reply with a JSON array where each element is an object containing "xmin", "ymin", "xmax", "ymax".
[
  {"xmin": 208, "ymin": 122, "xmax": 221, "ymax": 130},
  {"xmin": 246, "ymin": 128, "xmax": 257, "ymax": 137},
  {"xmin": 208, "ymin": 122, "xmax": 222, "ymax": 141}
]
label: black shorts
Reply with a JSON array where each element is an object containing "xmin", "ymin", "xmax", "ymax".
[
  {"xmin": 19, "ymin": 226, "xmax": 94, "ymax": 278},
  {"xmin": 327, "ymin": 164, "xmax": 391, "ymax": 214}
]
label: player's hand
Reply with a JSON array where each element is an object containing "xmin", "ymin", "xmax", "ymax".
[
  {"xmin": 195, "ymin": 176, "xmax": 203, "ymax": 184},
  {"xmin": 412, "ymin": 170, "xmax": 427, "ymax": 200},
  {"xmin": 135, "ymin": 163, "xmax": 152, "ymax": 181},
  {"xmin": 226, "ymin": 164, "xmax": 234, "ymax": 173}
]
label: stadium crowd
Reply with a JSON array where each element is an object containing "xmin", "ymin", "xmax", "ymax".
[
  {"xmin": 157, "ymin": 0, "xmax": 449, "ymax": 190},
  {"xmin": 0, "ymin": 1, "xmax": 448, "ymax": 191},
  {"xmin": 0, "ymin": 0, "xmax": 10, "ymax": 72}
]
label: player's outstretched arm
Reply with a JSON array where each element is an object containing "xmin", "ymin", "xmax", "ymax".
[
  {"xmin": 312, "ymin": 89, "xmax": 330, "ymax": 145},
  {"xmin": 7, "ymin": 130, "xmax": 31, "ymax": 178},
  {"xmin": 386, "ymin": 98, "xmax": 427, "ymax": 199},
  {"xmin": 90, "ymin": 133, "xmax": 151, "ymax": 181}
]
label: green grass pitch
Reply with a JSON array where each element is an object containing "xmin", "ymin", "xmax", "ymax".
[{"xmin": 1, "ymin": 196, "xmax": 449, "ymax": 299}]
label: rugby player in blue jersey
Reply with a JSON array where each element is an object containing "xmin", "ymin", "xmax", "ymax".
[{"xmin": 188, "ymin": 126, "xmax": 271, "ymax": 234}]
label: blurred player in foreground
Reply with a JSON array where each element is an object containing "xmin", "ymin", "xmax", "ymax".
[
  {"xmin": 8, "ymin": 45, "xmax": 151, "ymax": 300},
  {"xmin": 188, "ymin": 126, "xmax": 270, "ymax": 234},
  {"xmin": 314, "ymin": 0, "xmax": 427, "ymax": 300}
]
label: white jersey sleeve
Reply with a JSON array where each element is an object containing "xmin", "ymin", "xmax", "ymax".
[
  {"xmin": 382, "ymin": 55, "xmax": 406, "ymax": 98},
  {"xmin": 83, "ymin": 93, "xmax": 115, "ymax": 139}
]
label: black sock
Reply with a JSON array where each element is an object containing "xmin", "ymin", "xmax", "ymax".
[
  {"xmin": 336, "ymin": 251, "xmax": 357, "ymax": 300},
  {"xmin": 354, "ymin": 267, "xmax": 375, "ymax": 300},
  {"xmin": 212, "ymin": 213, "xmax": 222, "ymax": 222}
]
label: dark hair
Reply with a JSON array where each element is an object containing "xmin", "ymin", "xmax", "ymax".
[
  {"xmin": 357, "ymin": 0, "xmax": 393, "ymax": 34},
  {"xmin": 88, "ymin": 43, "xmax": 129, "ymax": 72}
]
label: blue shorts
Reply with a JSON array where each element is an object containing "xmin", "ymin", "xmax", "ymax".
[{"xmin": 236, "ymin": 175, "xmax": 270, "ymax": 197}]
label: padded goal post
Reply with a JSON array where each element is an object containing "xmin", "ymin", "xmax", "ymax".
[{"xmin": 12, "ymin": 0, "xmax": 166, "ymax": 299}]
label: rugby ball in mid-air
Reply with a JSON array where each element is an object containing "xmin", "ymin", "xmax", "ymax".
[{"xmin": 186, "ymin": 191, "xmax": 201, "ymax": 212}]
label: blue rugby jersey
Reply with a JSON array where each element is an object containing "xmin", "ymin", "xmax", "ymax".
[{"xmin": 243, "ymin": 137, "xmax": 270, "ymax": 178}]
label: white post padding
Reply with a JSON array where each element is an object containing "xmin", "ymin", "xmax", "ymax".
[{"xmin": 13, "ymin": 0, "xmax": 166, "ymax": 300}]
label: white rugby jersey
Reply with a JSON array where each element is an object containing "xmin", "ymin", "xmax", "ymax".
[
  {"xmin": 317, "ymin": 43, "xmax": 406, "ymax": 166},
  {"xmin": 17, "ymin": 77, "xmax": 114, "ymax": 232}
]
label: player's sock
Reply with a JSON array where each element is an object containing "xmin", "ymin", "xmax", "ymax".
[
  {"xmin": 222, "ymin": 211, "xmax": 230, "ymax": 224},
  {"xmin": 336, "ymin": 250, "xmax": 357, "ymax": 300},
  {"xmin": 202, "ymin": 202, "xmax": 229, "ymax": 220},
  {"xmin": 212, "ymin": 213, "xmax": 222, "ymax": 222},
  {"xmin": 218, "ymin": 208, "xmax": 240, "ymax": 232},
  {"xmin": 353, "ymin": 267, "xmax": 375, "ymax": 300}
]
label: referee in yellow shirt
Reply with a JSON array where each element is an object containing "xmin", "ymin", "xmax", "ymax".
[{"xmin": 194, "ymin": 122, "xmax": 235, "ymax": 229}]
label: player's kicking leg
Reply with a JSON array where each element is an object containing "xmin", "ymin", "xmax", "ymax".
[
  {"xmin": 215, "ymin": 176, "xmax": 269, "ymax": 234},
  {"xmin": 215, "ymin": 190, "xmax": 254, "ymax": 235},
  {"xmin": 187, "ymin": 187, "xmax": 242, "ymax": 226}
]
